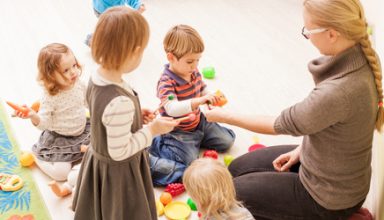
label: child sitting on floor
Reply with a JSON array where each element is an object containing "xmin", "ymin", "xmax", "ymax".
[
  {"xmin": 149, "ymin": 24, "xmax": 236, "ymax": 186},
  {"xmin": 183, "ymin": 158, "xmax": 254, "ymax": 220},
  {"xmin": 13, "ymin": 43, "xmax": 90, "ymax": 197}
]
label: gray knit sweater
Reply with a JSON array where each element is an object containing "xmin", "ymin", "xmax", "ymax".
[{"xmin": 274, "ymin": 45, "xmax": 378, "ymax": 210}]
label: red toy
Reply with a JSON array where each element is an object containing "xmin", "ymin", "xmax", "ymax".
[
  {"xmin": 248, "ymin": 144, "xmax": 266, "ymax": 152},
  {"xmin": 203, "ymin": 150, "xmax": 218, "ymax": 160},
  {"xmin": 165, "ymin": 183, "xmax": 185, "ymax": 197},
  {"xmin": 6, "ymin": 101, "xmax": 29, "ymax": 116},
  {"xmin": 348, "ymin": 208, "xmax": 373, "ymax": 220}
]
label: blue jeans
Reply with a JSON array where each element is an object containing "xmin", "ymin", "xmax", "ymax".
[{"xmin": 149, "ymin": 114, "xmax": 235, "ymax": 186}]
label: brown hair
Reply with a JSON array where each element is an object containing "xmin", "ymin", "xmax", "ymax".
[
  {"xmin": 37, "ymin": 43, "xmax": 82, "ymax": 96},
  {"xmin": 163, "ymin": 24, "xmax": 204, "ymax": 59},
  {"xmin": 183, "ymin": 158, "xmax": 244, "ymax": 220},
  {"xmin": 91, "ymin": 6, "xmax": 149, "ymax": 71},
  {"xmin": 304, "ymin": 0, "xmax": 383, "ymax": 132}
]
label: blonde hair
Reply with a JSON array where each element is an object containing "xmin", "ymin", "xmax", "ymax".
[
  {"xmin": 163, "ymin": 24, "xmax": 204, "ymax": 59},
  {"xmin": 37, "ymin": 43, "xmax": 82, "ymax": 96},
  {"xmin": 183, "ymin": 158, "xmax": 243, "ymax": 220},
  {"xmin": 92, "ymin": 6, "xmax": 149, "ymax": 71},
  {"xmin": 303, "ymin": 0, "xmax": 383, "ymax": 132}
]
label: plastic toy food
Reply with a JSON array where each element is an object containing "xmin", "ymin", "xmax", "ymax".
[
  {"xmin": 0, "ymin": 173, "xmax": 24, "ymax": 191},
  {"xmin": 187, "ymin": 198, "xmax": 197, "ymax": 211},
  {"xmin": 212, "ymin": 90, "xmax": 227, "ymax": 107},
  {"xmin": 160, "ymin": 192, "xmax": 172, "ymax": 206},
  {"xmin": 154, "ymin": 94, "xmax": 175, "ymax": 114},
  {"xmin": 165, "ymin": 183, "xmax": 185, "ymax": 197},
  {"xmin": 223, "ymin": 154, "xmax": 234, "ymax": 166},
  {"xmin": 177, "ymin": 114, "xmax": 196, "ymax": 122},
  {"xmin": 248, "ymin": 143, "xmax": 266, "ymax": 152},
  {"xmin": 6, "ymin": 101, "xmax": 29, "ymax": 116},
  {"xmin": 30, "ymin": 101, "xmax": 40, "ymax": 113},
  {"xmin": 202, "ymin": 66, "xmax": 215, "ymax": 79},
  {"xmin": 156, "ymin": 200, "xmax": 164, "ymax": 216},
  {"xmin": 20, "ymin": 151, "xmax": 35, "ymax": 167},
  {"xmin": 203, "ymin": 150, "xmax": 218, "ymax": 160},
  {"xmin": 164, "ymin": 201, "xmax": 191, "ymax": 220}
]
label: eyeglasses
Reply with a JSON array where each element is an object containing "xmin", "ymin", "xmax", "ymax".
[{"xmin": 301, "ymin": 26, "xmax": 328, "ymax": 39}]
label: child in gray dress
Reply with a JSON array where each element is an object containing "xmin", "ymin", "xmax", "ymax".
[{"xmin": 72, "ymin": 6, "xmax": 178, "ymax": 220}]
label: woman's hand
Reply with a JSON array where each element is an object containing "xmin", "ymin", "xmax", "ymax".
[
  {"xmin": 141, "ymin": 108, "xmax": 155, "ymax": 124},
  {"xmin": 272, "ymin": 145, "xmax": 301, "ymax": 172},
  {"xmin": 204, "ymin": 106, "xmax": 231, "ymax": 123},
  {"xmin": 148, "ymin": 117, "xmax": 179, "ymax": 136}
]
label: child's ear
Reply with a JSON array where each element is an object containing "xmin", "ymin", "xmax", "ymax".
[
  {"xmin": 328, "ymin": 29, "xmax": 340, "ymax": 43},
  {"xmin": 166, "ymin": 52, "xmax": 175, "ymax": 62}
]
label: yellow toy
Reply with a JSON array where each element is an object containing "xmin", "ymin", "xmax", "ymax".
[
  {"xmin": 164, "ymin": 201, "xmax": 191, "ymax": 220},
  {"xmin": 20, "ymin": 151, "xmax": 35, "ymax": 167},
  {"xmin": 156, "ymin": 200, "xmax": 164, "ymax": 216},
  {"xmin": 0, "ymin": 173, "xmax": 24, "ymax": 191}
]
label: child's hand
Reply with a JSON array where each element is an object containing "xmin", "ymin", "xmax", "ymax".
[
  {"xmin": 141, "ymin": 108, "xmax": 155, "ymax": 124},
  {"xmin": 14, "ymin": 105, "xmax": 36, "ymax": 119},
  {"xmin": 201, "ymin": 93, "xmax": 220, "ymax": 106},
  {"xmin": 148, "ymin": 117, "xmax": 179, "ymax": 136}
]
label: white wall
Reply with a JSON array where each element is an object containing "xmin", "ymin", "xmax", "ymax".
[{"xmin": 360, "ymin": 0, "xmax": 384, "ymax": 220}]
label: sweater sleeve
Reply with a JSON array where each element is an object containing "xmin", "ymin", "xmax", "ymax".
[
  {"xmin": 102, "ymin": 96, "xmax": 153, "ymax": 161},
  {"xmin": 274, "ymin": 83, "xmax": 350, "ymax": 136},
  {"xmin": 36, "ymin": 93, "xmax": 55, "ymax": 131}
]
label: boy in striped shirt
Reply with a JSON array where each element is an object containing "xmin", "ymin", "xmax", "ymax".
[{"xmin": 149, "ymin": 24, "xmax": 236, "ymax": 186}]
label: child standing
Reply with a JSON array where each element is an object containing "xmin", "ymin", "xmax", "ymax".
[
  {"xmin": 72, "ymin": 6, "xmax": 178, "ymax": 220},
  {"xmin": 13, "ymin": 43, "xmax": 90, "ymax": 197},
  {"xmin": 149, "ymin": 24, "xmax": 236, "ymax": 186},
  {"xmin": 183, "ymin": 158, "xmax": 254, "ymax": 220}
]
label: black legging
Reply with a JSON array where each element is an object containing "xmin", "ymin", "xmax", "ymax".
[{"xmin": 228, "ymin": 145, "xmax": 363, "ymax": 220}]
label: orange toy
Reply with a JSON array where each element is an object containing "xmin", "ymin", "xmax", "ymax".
[
  {"xmin": 212, "ymin": 90, "xmax": 227, "ymax": 107},
  {"xmin": 6, "ymin": 101, "xmax": 29, "ymax": 116},
  {"xmin": 160, "ymin": 192, "xmax": 172, "ymax": 206},
  {"xmin": 30, "ymin": 101, "xmax": 40, "ymax": 113}
]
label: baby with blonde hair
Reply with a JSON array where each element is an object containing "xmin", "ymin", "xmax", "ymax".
[{"xmin": 183, "ymin": 158, "xmax": 254, "ymax": 220}]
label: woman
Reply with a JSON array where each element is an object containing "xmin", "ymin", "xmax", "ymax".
[{"xmin": 205, "ymin": 0, "xmax": 383, "ymax": 219}]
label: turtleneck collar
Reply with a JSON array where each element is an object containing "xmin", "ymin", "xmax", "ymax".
[{"xmin": 308, "ymin": 45, "xmax": 368, "ymax": 85}]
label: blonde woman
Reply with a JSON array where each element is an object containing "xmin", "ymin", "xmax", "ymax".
[
  {"xmin": 205, "ymin": 0, "xmax": 383, "ymax": 219},
  {"xmin": 183, "ymin": 158, "xmax": 254, "ymax": 220}
]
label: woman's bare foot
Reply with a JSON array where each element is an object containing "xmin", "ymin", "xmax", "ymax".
[
  {"xmin": 80, "ymin": 145, "xmax": 89, "ymax": 153},
  {"xmin": 48, "ymin": 181, "xmax": 71, "ymax": 197}
]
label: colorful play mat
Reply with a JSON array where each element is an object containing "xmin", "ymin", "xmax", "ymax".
[{"xmin": 0, "ymin": 101, "xmax": 50, "ymax": 220}]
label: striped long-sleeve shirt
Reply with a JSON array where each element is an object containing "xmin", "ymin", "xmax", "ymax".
[
  {"xmin": 92, "ymin": 73, "xmax": 152, "ymax": 161},
  {"xmin": 157, "ymin": 64, "xmax": 207, "ymax": 131}
]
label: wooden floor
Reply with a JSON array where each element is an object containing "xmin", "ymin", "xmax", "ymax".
[{"xmin": 1, "ymin": 0, "xmax": 382, "ymax": 219}]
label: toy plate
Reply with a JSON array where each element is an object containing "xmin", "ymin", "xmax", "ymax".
[{"xmin": 164, "ymin": 201, "xmax": 191, "ymax": 219}]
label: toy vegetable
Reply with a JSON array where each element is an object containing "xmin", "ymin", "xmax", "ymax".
[
  {"xmin": 6, "ymin": 101, "xmax": 29, "ymax": 116},
  {"xmin": 203, "ymin": 150, "xmax": 218, "ymax": 160}
]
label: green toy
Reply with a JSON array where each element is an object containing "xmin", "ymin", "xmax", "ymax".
[
  {"xmin": 187, "ymin": 198, "xmax": 197, "ymax": 211},
  {"xmin": 223, "ymin": 154, "xmax": 234, "ymax": 166},
  {"xmin": 202, "ymin": 66, "xmax": 215, "ymax": 79}
]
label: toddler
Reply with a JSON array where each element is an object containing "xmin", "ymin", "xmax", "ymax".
[
  {"xmin": 72, "ymin": 6, "xmax": 178, "ymax": 220},
  {"xmin": 14, "ymin": 43, "xmax": 90, "ymax": 197},
  {"xmin": 183, "ymin": 158, "xmax": 254, "ymax": 220},
  {"xmin": 149, "ymin": 24, "xmax": 236, "ymax": 186}
]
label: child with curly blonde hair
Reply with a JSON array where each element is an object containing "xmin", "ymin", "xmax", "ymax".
[
  {"xmin": 13, "ymin": 43, "xmax": 90, "ymax": 197},
  {"xmin": 183, "ymin": 158, "xmax": 254, "ymax": 220}
]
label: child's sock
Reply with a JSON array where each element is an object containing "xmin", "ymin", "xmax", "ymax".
[{"xmin": 48, "ymin": 181, "xmax": 72, "ymax": 197}]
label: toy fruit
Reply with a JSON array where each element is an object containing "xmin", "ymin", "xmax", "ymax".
[
  {"xmin": 187, "ymin": 198, "xmax": 197, "ymax": 211},
  {"xmin": 165, "ymin": 183, "xmax": 185, "ymax": 197},
  {"xmin": 212, "ymin": 90, "xmax": 227, "ymax": 107},
  {"xmin": 160, "ymin": 192, "xmax": 172, "ymax": 206},
  {"xmin": 0, "ymin": 173, "xmax": 24, "ymax": 191},
  {"xmin": 223, "ymin": 154, "xmax": 234, "ymax": 166},
  {"xmin": 156, "ymin": 200, "xmax": 164, "ymax": 216},
  {"xmin": 248, "ymin": 144, "xmax": 266, "ymax": 152},
  {"xmin": 202, "ymin": 66, "xmax": 215, "ymax": 79},
  {"xmin": 30, "ymin": 101, "xmax": 40, "ymax": 113},
  {"xmin": 203, "ymin": 150, "xmax": 218, "ymax": 160},
  {"xmin": 20, "ymin": 152, "xmax": 35, "ymax": 167}
]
